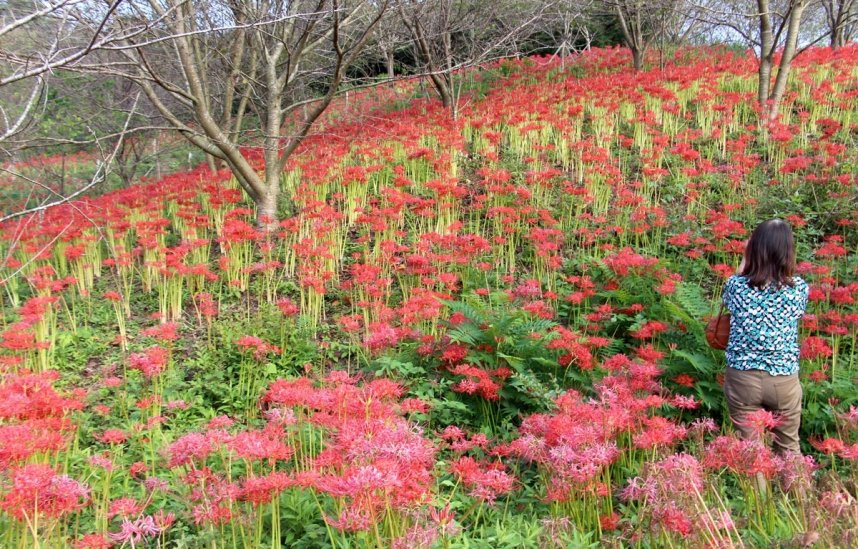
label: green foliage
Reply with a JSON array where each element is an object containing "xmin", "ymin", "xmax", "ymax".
[{"xmin": 438, "ymin": 293, "xmax": 564, "ymax": 431}]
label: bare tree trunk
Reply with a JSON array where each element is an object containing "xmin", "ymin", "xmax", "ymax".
[
  {"xmin": 757, "ymin": 0, "xmax": 774, "ymax": 117},
  {"xmin": 257, "ymin": 187, "xmax": 279, "ymax": 228},
  {"xmin": 100, "ymin": 0, "xmax": 387, "ymax": 229},
  {"xmin": 767, "ymin": 1, "xmax": 808, "ymax": 120},
  {"xmin": 401, "ymin": 8, "xmax": 453, "ymax": 108},
  {"xmin": 387, "ymin": 50, "xmax": 395, "ymax": 83},
  {"xmin": 831, "ymin": 26, "xmax": 844, "ymax": 47},
  {"xmin": 632, "ymin": 47, "xmax": 644, "ymax": 70},
  {"xmin": 823, "ymin": 0, "xmax": 857, "ymax": 48},
  {"xmin": 154, "ymin": 135, "xmax": 161, "ymax": 180},
  {"xmin": 614, "ymin": 2, "xmax": 646, "ymax": 71},
  {"xmin": 59, "ymin": 152, "xmax": 66, "ymax": 197}
]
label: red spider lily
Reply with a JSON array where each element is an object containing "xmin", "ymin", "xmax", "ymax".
[
  {"xmin": 440, "ymin": 343, "xmax": 469, "ymax": 363},
  {"xmin": 633, "ymin": 416, "xmax": 688, "ymax": 450},
  {"xmin": 837, "ymin": 405, "xmax": 858, "ymax": 428},
  {"xmin": 0, "ymin": 418, "xmax": 74, "ymax": 467},
  {"xmin": 0, "ymin": 326, "xmax": 44, "ymax": 351},
  {"xmin": 0, "ymin": 463, "xmax": 90, "ymax": 520},
  {"xmin": 801, "ymin": 336, "xmax": 833, "ymax": 360},
  {"xmin": 165, "ymin": 432, "xmax": 215, "ymax": 468},
  {"xmin": 312, "ymin": 421, "xmax": 436, "ymax": 526},
  {"xmin": 838, "ymin": 444, "xmax": 858, "ymax": 460},
  {"xmin": 603, "ymin": 248, "xmax": 658, "ymax": 277},
  {"xmin": 88, "ymin": 453, "xmax": 114, "ymax": 471},
  {"xmin": 129, "ymin": 346, "xmax": 169, "ymax": 378},
  {"xmin": 510, "ymin": 388, "xmax": 630, "ymax": 502},
  {"xmin": 546, "ymin": 326, "xmax": 593, "ymax": 369},
  {"xmin": 0, "ymin": 370, "xmax": 84, "ymax": 419},
  {"xmin": 97, "ymin": 428, "xmax": 128, "ymax": 445},
  {"xmin": 815, "ymin": 236, "xmax": 848, "ymax": 258},
  {"xmin": 702, "ymin": 436, "xmax": 780, "ymax": 478},
  {"xmin": 670, "ymin": 395, "xmax": 699, "ymax": 410},
  {"xmin": 635, "ymin": 344, "xmax": 666, "ymax": 363},
  {"xmin": 621, "ymin": 453, "xmax": 712, "ymax": 538},
  {"xmin": 276, "ymin": 297, "xmax": 299, "ymax": 317},
  {"xmin": 239, "ymin": 472, "xmax": 293, "ymax": 505},
  {"xmin": 449, "ymin": 364, "xmax": 510, "ymax": 401},
  {"xmin": 449, "ymin": 456, "xmax": 516, "ymax": 505},
  {"xmin": 107, "ymin": 497, "xmax": 143, "ymax": 519},
  {"xmin": 141, "ymin": 322, "xmax": 180, "ymax": 342},
  {"xmin": 710, "ymin": 263, "xmax": 735, "ymax": 279},
  {"xmin": 109, "ymin": 515, "xmax": 164, "ymax": 545},
  {"xmin": 235, "ymin": 335, "xmax": 281, "ymax": 360},
  {"xmin": 72, "ymin": 533, "xmax": 114, "ymax": 549},
  {"xmin": 673, "ymin": 374, "xmax": 696, "ymax": 388},
  {"xmin": 630, "ymin": 320, "xmax": 669, "ymax": 339},
  {"xmin": 195, "ymin": 292, "xmax": 218, "ymax": 319},
  {"xmin": 103, "ymin": 291, "xmax": 121, "ymax": 301},
  {"xmin": 363, "ymin": 322, "xmax": 401, "ymax": 352},
  {"xmin": 811, "ymin": 437, "xmax": 847, "ymax": 455},
  {"xmin": 400, "ymin": 398, "xmax": 431, "ymax": 414},
  {"xmin": 227, "ymin": 429, "xmax": 293, "ymax": 464},
  {"xmin": 399, "ymin": 288, "xmax": 447, "ymax": 324},
  {"xmin": 740, "ymin": 409, "xmax": 782, "ymax": 436},
  {"xmin": 0, "ymin": 43, "xmax": 853, "ymax": 545},
  {"xmin": 325, "ymin": 507, "xmax": 373, "ymax": 533}
]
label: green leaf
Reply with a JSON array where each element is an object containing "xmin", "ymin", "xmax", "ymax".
[
  {"xmin": 497, "ymin": 352, "xmax": 524, "ymax": 369},
  {"xmin": 672, "ymin": 349, "xmax": 720, "ymax": 376}
]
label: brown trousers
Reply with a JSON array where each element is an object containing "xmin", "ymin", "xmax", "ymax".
[{"xmin": 723, "ymin": 366, "xmax": 803, "ymax": 454}]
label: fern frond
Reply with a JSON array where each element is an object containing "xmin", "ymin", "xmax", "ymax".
[
  {"xmin": 597, "ymin": 338, "xmax": 624, "ymax": 358},
  {"xmin": 671, "ymin": 349, "xmax": 720, "ymax": 376},
  {"xmin": 521, "ymin": 317, "xmax": 558, "ymax": 335},
  {"xmin": 673, "ymin": 282, "xmax": 714, "ymax": 319},
  {"xmin": 443, "ymin": 299, "xmax": 486, "ymax": 325},
  {"xmin": 448, "ymin": 323, "xmax": 482, "ymax": 346}
]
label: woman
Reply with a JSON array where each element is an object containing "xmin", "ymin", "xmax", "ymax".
[{"xmin": 722, "ymin": 219, "xmax": 809, "ymax": 454}]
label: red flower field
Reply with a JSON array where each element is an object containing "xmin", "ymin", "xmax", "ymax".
[{"xmin": 0, "ymin": 46, "xmax": 857, "ymax": 547}]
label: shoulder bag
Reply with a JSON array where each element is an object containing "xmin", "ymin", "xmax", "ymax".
[{"xmin": 705, "ymin": 304, "xmax": 730, "ymax": 350}]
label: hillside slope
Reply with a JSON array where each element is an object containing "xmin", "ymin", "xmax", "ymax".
[{"xmin": 0, "ymin": 46, "xmax": 857, "ymax": 547}]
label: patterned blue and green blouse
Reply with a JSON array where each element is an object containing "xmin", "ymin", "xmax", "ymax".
[{"xmin": 721, "ymin": 274, "xmax": 809, "ymax": 376}]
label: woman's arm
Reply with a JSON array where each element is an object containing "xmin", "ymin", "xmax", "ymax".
[
  {"xmin": 722, "ymin": 276, "xmax": 734, "ymax": 310},
  {"xmin": 737, "ymin": 239, "xmax": 748, "ymax": 274}
]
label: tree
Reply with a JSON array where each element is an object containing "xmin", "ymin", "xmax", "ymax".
[
  {"xmin": 1, "ymin": 0, "xmax": 87, "ymax": 147},
  {"xmin": 373, "ymin": 8, "xmax": 409, "ymax": 83},
  {"xmin": 525, "ymin": 0, "xmax": 597, "ymax": 61},
  {"xmin": 821, "ymin": 0, "xmax": 857, "ymax": 47},
  {"xmin": 697, "ymin": 0, "xmax": 819, "ymax": 121},
  {"xmin": 94, "ymin": 0, "xmax": 388, "ymax": 225},
  {"xmin": 756, "ymin": 0, "xmax": 811, "ymax": 120},
  {"xmin": 602, "ymin": 0, "xmax": 690, "ymax": 70},
  {"xmin": 0, "ymin": 0, "xmax": 149, "ymax": 218},
  {"xmin": 397, "ymin": 0, "xmax": 551, "ymax": 117}
]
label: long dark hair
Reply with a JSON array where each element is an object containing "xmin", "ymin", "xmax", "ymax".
[{"xmin": 740, "ymin": 219, "xmax": 796, "ymax": 290}]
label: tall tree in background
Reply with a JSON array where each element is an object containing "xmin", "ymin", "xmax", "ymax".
[
  {"xmin": 0, "ymin": 0, "xmax": 126, "ymax": 149},
  {"xmin": 0, "ymin": 0, "xmax": 153, "ymax": 218},
  {"xmin": 397, "ymin": 0, "xmax": 551, "ymax": 118},
  {"xmin": 600, "ymin": 0, "xmax": 702, "ymax": 70},
  {"xmin": 699, "ymin": 0, "xmax": 816, "ymax": 121},
  {"xmin": 98, "ymin": 0, "xmax": 388, "ymax": 224},
  {"xmin": 373, "ymin": 9, "xmax": 408, "ymax": 83},
  {"xmin": 755, "ymin": 0, "xmax": 811, "ymax": 120},
  {"xmin": 821, "ymin": 0, "xmax": 857, "ymax": 47},
  {"xmin": 609, "ymin": 0, "xmax": 654, "ymax": 69}
]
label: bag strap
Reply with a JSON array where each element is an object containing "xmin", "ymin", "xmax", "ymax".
[{"xmin": 716, "ymin": 303, "xmax": 727, "ymax": 327}]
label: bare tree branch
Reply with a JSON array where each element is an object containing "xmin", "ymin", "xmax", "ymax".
[{"xmin": 0, "ymin": 93, "xmax": 141, "ymax": 222}]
